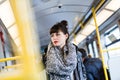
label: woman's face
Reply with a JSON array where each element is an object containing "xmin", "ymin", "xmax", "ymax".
[{"xmin": 50, "ymin": 30, "xmax": 68, "ymax": 48}]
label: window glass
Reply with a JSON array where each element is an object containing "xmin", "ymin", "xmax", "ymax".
[
  {"xmin": 93, "ymin": 41, "xmax": 99, "ymax": 57},
  {"xmin": 104, "ymin": 24, "xmax": 120, "ymax": 57},
  {"xmin": 88, "ymin": 43, "xmax": 94, "ymax": 57},
  {"xmin": 104, "ymin": 25, "xmax": 120, "ymax": 45}
]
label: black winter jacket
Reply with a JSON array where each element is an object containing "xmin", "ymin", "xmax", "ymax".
[{"xmin": 83, "ymin": 57, "xmax": 105, "ymax": 80}]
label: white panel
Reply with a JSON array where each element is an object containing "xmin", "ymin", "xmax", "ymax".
[
  {"xmin": 96, "ymin": 9, "xmax": 113, "ymax": 26},
  {"xmin": 90, "ymin": 9, "xmax": 113, "ymax": 26},
  {"xmin": 0, "ymin": 0, "xmax": 15, "ymax": 28},
  {"xmin": 72, "ymin": 34, "xmax": 86, "ymax": 45},
  {"xmin": 81, "ymin": 24, "xmax": 96, "ymax": 35},
  {"xmin": 109, "ymin": 57, "xmax": 120, "ymax": 80},
  {"xmin": 14, "ymin": 38, "xmax": 21, "ymax": 47},
  {"xmin": 8, "ymin": 24, "xmax": 19, "ymax": 40}
]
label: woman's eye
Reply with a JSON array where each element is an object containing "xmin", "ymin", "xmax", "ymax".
[
  {"xmin": 50, "ymin": 34, "xmax": 53, "ymax": 37},
  {"xmin": 56, "ymin": 33, "xmax": 60, "ymax": 36}
]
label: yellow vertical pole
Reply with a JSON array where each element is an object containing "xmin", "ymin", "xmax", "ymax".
[
  {"xmin": 92, "ymin": 7, "xmax": 108, "ymax": 80},
  {"xmin": 9, "ymin": 0, "xmax": 42, "ymax": 80}
]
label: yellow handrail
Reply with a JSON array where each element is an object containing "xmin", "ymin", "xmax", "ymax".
[
  {"xmin": 0, "ymin": 56, "xmax": 21, "ymax": 62},
  {"xmin": 103, "ymin": 47, "xmax": 120, "ymax": 53},
  {"xmin": 80, "ymin": 22, "xmax": 84, "ymax": 29},
  {"xmin": 94, "ymin": 0, "xmax": 105, "ymax": 12}
]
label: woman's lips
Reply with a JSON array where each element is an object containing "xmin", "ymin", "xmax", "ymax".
[{"xmin": 54, "ymin": 41, "xmax": 58, "ymax": 44}]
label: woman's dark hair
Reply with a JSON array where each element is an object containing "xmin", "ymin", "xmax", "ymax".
[{"xmin": 50, "ymin": 20, "xmax": 69, "ymax": 35}]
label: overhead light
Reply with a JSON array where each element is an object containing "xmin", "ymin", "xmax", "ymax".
[
  {"xmin": 0, "ymin": 0, "xmax": 15, "ymax": 28},
  {"xmin": 71, "ymin": 21, "xmax": 96, "ymax": 44},
  {"xmin": 71, "ymin": 24, "xmax": 95, "ymax": 44},
  {"xmin": 96, "ymin": 9, "xmax": 113, "ymax": 26},
  {"xmin": 90, "ymin": 9, "xmax": 113, "ymax": 26},
  {"xmin": 105, "ymin": 0, "xmax": 120, "ymax": 11},
  {"xmin": 71, "ymin": 34, "xmax": 86, "ymax": 45},
  {"xmin": 81, "ymin": 24, "xmax": 96, "ymax": 36}
]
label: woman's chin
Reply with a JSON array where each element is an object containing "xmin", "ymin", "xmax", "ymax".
[{"xmin": 53, "ymin": 44, "xmax": 59, "ymax": 46}]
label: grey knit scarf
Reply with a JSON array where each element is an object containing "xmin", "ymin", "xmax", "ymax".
[{"xmin": 46, "ymin": 42, "xmax": 77, "ymax": 80}]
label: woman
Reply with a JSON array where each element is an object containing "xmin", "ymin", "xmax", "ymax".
[{"xmin": 45, "ymin": 20, "xmax": 77, "ymax": 80}]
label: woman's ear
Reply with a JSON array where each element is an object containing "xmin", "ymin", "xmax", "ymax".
[{"xmin": 65, "ymin": 34, "xmax": 69, "ymax": 39}]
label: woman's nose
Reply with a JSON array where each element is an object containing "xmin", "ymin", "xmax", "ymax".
[
  {"xmin": 53, "ymin": 35, "xmax": 57, "ymax": 39},
  {"xmin": 53, "ymin": 34, "xmax": 59, "ymax": 40}
]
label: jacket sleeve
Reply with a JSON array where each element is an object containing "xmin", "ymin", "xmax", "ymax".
[{"xmin": 87, "ymin": 72, "xmax": 94, "ymax": 80}]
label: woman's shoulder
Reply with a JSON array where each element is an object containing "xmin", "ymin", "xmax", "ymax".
[
  {"xmin": 66, "ymin": 43, "xmax": 76, "ymax": 52},
  {"xmin": 67, "ymin": 42, "xmax": 76, "ymax": 48}
]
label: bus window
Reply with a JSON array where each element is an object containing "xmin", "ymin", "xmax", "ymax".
[
  {"xmin": 104, "ymin": 25, "xmax": 120, "ymax": 57},
  {"xmin": 93, "ymin": 41, "xmax": 99, "ymax": 57},
  {"xmin": 88, "ymin": 43, "xmax": 94, "ymax": 57}
]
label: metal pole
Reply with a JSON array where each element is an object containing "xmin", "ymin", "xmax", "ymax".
[{"xmin": 92, "ymin": 7, "xmax": 108, "ymax": 80}]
